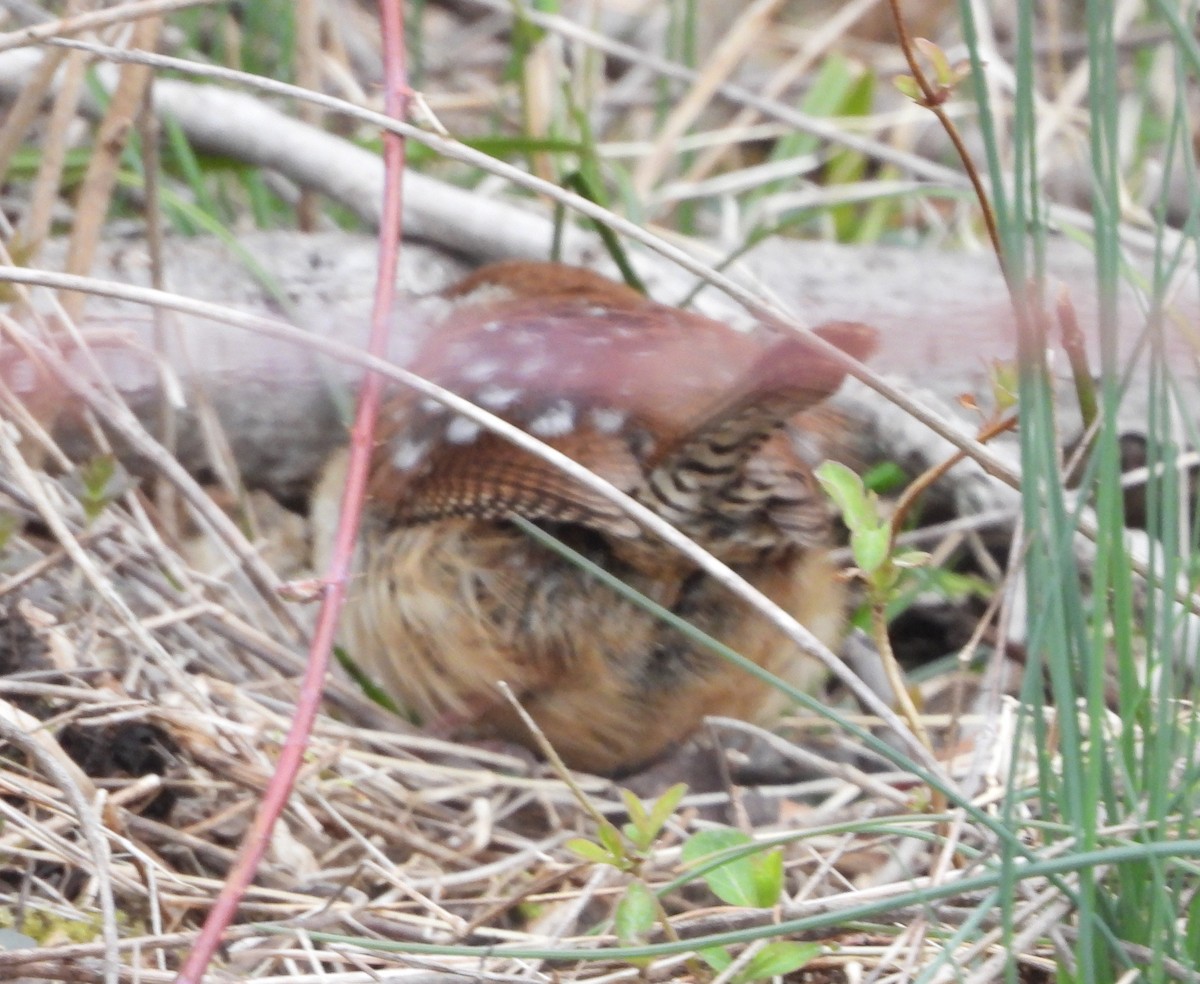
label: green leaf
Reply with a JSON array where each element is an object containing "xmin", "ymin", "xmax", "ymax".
[
  {"xmin": 681, "ymin": 827, "xmax": 751, "ymax": 865},
  {"xmin": 83, "ymin": 455, "xmax": 114, "ymax": 493},
  {"xmin": 893, "ymin": 74, "xmax": 922, "ymax": 101},
  {"xmin": 868, "ymin": 562, "xmax": 902, "ymax": 595},
  {"xmin": 614, "ymin": 881, "xmax": 657, "ymax": 946},
  {"xmin": 597, "ymin": 820, "xmax": 626, "ymax": 862},
  {"xmin": 861, "ymin": 460, "xmax": 908, "ymax": 495},
  {"xmin": 851, "ymin": 525, "xmax": 891, "ymax": 576},
  {"xmin": 736, "ymin": 941, "xmax": 822, "ymax": 982},
  {"xmin": 647, "ymin": 783, "xmax": 687, "ymax": 834},
  {"xmin": 621, "ymin": 784, "xmax": 685, "ymax": 850},
  {"xmin": 989, "ymin": 360, "xmax": 1019, "ymax": 410},
  {"xmin": 915, "ymin": 37, "xmax": 951, "ymax": 84},
  {"xmin": 891, "ymin": 548, "xmax": 932, "ymax": 569},
  {"xmin": 680, "ymin": 828, "xmax": 774, "ymax": 908},
  {"xmin": 65, "ymin": 455, "xmax": 136, "ymax": 522},
  {"xmin": 748, "ymin": 848, "xmax": 784, "ymax": 907},
  {"xmin": 815, "ymin": 461, "xmax": 875, "ymax": 533},
  {"xmin": 698, "ymin": 946, "xmax": 733, "ymax": 972},
  {"xmin": 565, "ymin": 838, "xmax": 613, "ymax": 865},
  {"xmin": 620, "ymin": 788, "xmax": 650, "ymax": 831}
]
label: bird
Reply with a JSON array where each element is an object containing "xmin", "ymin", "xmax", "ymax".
[{"xmin": 314, "ymin": 261, "xmax": 877, "ymax": 775}]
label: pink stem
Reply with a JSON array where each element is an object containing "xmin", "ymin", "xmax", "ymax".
[{"xmin": 173, "ymin": 3, "xmax": 409, "ymax": 980}]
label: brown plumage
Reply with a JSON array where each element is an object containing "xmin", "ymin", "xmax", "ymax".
[{"xmin": 315, "ymin": 261, "xmax": 876, "ymax": 774}]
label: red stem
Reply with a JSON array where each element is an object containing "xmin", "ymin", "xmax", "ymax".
[{"xmin": 173, "ymin": 3, "xmax": 409, "ymax": 980}]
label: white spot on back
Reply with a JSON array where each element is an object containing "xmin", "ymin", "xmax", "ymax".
[
  {"xmin": 392, "ymin": 438, "xmax": 430, "ymax": 471},
  {"xmin": 462, "ymin": 358, "xmax": 502, "ymax": 383},
  {"xmin": 529, "ymin": 399, "xmax": 576, "ymax": 438},
  {"xmin": 476, "ymin": 384, "xmax": 522, "ymax": 410},
  {"xmin": 446, "ymin": 415, "xmax": 482, "ymax": 444},
  {"xmin": 590, "ymin": 407, "xmax": 627, "ymax": 434}
]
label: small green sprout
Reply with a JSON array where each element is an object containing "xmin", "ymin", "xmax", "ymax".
[
  {"xmin": 894, "ymin": 38, "xmax": 970, "ymax": 106},
  {"xmin": 566, "ymin": 782, "xmax": 686, "ymax": 872},
  {"xmin": 620, "ymin": 782, "xmax": 687, "ymax": 853},
  {"xmin": 566, "ymin": 784, "xmax": 688, "ymax": 969},
  {"xmin": 987, "ymin": 359, "xmax": 1020, "ymax": 413},
  {"xmin": 817, "ymin": 460, "xmax": 934, "ymax": 755},
  {"xmin": 64, "ymin": 455, "xmax": 136, "ymax": 523},
  {"xmin": 816, "ymin": 460, "xmax": 929, "ymax": 598}
]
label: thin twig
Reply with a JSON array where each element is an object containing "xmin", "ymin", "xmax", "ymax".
[{"xmin": 887, "ymin": 0, "xmax": 1006, "ymax": 276}]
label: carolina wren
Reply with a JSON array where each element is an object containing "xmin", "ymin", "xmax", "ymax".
[{"xmin": 315, "ymin": 261, "xmax": 876, "ymax": 775}]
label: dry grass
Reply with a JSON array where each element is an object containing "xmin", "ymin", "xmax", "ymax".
[{"xmin": 0, "ymin": 457, "xmax": 1019, "ymax": 980}]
